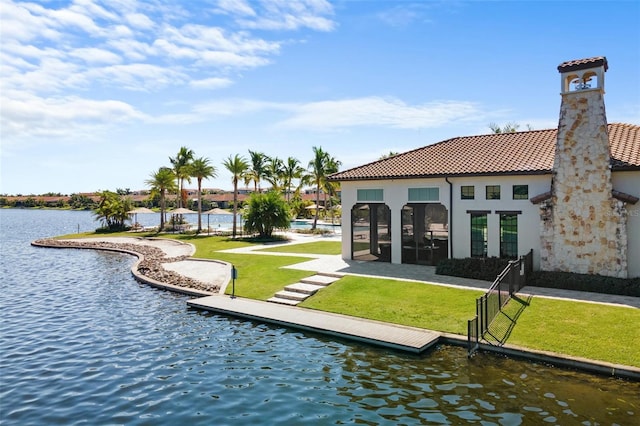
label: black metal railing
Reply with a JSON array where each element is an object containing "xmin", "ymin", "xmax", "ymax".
[{"xmin": 467, "ymin": 249, "xmax": 533, "ymax": 355}]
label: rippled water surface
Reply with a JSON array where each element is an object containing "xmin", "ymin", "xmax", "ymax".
[{"xmin": 1, "ymin": 209, "xmax": 638, "ymax": 425}]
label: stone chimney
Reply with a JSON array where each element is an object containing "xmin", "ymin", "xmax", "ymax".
[{"xmin": 540, "ymin": 56, "xmax": 628, "ymax": 278}]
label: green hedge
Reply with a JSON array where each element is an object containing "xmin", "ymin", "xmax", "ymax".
[
  {"xmin": 435, "ymin": 257, "xmax": 510, "ymax": 282},
  {"xmin": 526, "ymin": 271, "xmax": 640, "ymax": 297}
]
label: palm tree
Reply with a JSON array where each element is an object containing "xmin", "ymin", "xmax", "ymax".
[
  {"xmin": 169, "ymin": 146, "xmax": 195, "ymax": 208},
  {"xmin": 191, "ymin": 157, "xmax": 218, "ymax": 233},
  {"xmin": 223, "ymin": 154, "xmax": 249, "ymax": 237},
  {"xmin": 263, "ymin": 156, "xmax": 284, "ymax": 192},
  {"xmin": 321, "ymin": 155, "xmax": 341, "ymax": 225},
  {"xmin": 282, "ymin": 156, "xmax": 305, "ymax": 202},
  {"xmin": 145, "ymin": 167, "xmax": 177, "ymax": 231},
  {"xmin": 247, "ymin": 150, "xmax": 266, "ymax": 192},
  {"xmin": 489, "ymin": 122, "xmax": 533, "ymax": 134},
  {"xmin": 307, "ymin": 146, "xmax": 341, "ymax": 230}
]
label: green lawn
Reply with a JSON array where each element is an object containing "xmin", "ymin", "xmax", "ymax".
[
  {"xmin": 503, "ymin": 297, "xmax": 640, "ymax": 367},
  {"xmin": 257, "ymin": 241, "xmax": 342, "ymax": 255},
  {"xmin": 171, "ymin": 235, "xmax": 314, "ymax": 300},
  {"xmin": 62, "ymin": 231, "xmax": 640, "ymax": 367},
  {"xmin": 203, "ymin": 252, "xmax": 312, "ymax": 300},
  {"xmin": 300, "ymin": 276, "xmax": 483, "ymax": 335}
]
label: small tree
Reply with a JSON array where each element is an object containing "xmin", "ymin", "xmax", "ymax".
[
  {"xmin": 93, "ymin": 190, "xmax": 132, "ymax": 231},
  {"xmin": 243, "ymin": 191, "xmax": 291, "ymax": 239}
]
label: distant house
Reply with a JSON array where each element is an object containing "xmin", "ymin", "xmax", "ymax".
[{"xmin": 329, "ymin": 57, "xmax": 640, "ymax": 278}]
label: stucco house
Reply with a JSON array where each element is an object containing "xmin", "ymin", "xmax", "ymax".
[{"xmin": 329, "ymin": 57, "xmax": 640, "ymax": 278}]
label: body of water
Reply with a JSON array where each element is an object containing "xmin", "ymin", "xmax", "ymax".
[
  {"xmin": 0, "ymin": 209, "xmax": 637, "ymax": 425},
  {"xmin": 130, "ymin": 212, "xmax": 339, "ymax": 233}
]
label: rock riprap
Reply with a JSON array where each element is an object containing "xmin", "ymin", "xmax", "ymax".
[{"xmin": 33, "ymin": 238, "xmax": 219, "ymax": 293}]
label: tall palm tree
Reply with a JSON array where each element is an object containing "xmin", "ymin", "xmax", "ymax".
[
  {"xmin": 191, "ymin": 157, "xmax": 218, "ymax": 233},
  {"xmin": 169, "ymin": 146, "xmax": 195, "ymax": 208},
  {"xmin": 145, "ymin": 167, "xmax": 177, "ymax": 231},
  {"xmin": 307, "ymin": 146, "xmax": 341, "ymax": 230},
  {"xmin": 321, "ymin": 155, "xmax": 341, "ymax": 225},
  {"xmin": 247, "ymin": 150, "xmax": 266, "ymax": 192},
  {"xmin": 264, "ymin": 156, "xmax": 284, "ymax": 192},
  {"xmin": 282, "ymin": 156, "xmax": 305, "ymax": 202},
  {"xmin": 223, "ymin": 154, "xmax": 249, "ymax": 237}
]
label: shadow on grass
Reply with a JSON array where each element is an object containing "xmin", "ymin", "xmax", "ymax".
[{"xmin": 484, "ymin": 294, "xmax": 532, "ymax": 346}]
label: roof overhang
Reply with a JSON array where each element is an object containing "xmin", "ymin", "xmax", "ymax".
[{"xmin": 328, "ymin": 170, "xmax": 553, "ymax": 182}]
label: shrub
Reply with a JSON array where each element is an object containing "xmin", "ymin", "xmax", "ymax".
[
  {"xmin": 436, "ymin": 257, "xmax": 510, "ymax": 282},
  {"xmin": 243, "ymin": 191, "xmax": 291, "ymax": 238},
  {"xmin": 526, "ymin": 271, "xmax": 640, "ymax": 297}
]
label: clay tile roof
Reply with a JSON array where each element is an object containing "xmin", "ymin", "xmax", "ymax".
[
  {"xmin": 557, "ymin": 56, "xmax": 608, "ymax": 72},
  {"xmin": 329, "ymin": 123, "xmax": 640, "ymax": 182},
  {"xmin": 609, "ymin": 123, "xmax": 640, "ymax": 170}
]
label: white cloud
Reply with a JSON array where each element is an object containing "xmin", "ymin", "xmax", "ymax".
[
  {"xmin": 0, "ymin": 1, "xmax": 62, "ymax": 42},
  {"xmin": 1, "ymin": 92, "xmax": 147, "ymax": 140},
  {"xmin": 176, "ymin": 96, "xmax": 484, "ymax": 131},
  {"xmin": 107, "ymin": 38, "xmax": 154, "ymax": 61},
  {"xmin": 215, "ymin": 0, "xmax": 256, "ymax": 17},
  {"xmin": 235, "ymin": 0, "xmax": 336, "ymax": 31},
  {"xmin": 0, "ymin": 0, "xmax": 340, "ymax": 151},
  {"xmin": 189, "ymin": 77, "xmax": 234, "ymax": 90},
  {"xmin": 276, "ymin": 97, "xmax": 481, "ymax": 130},
  {"xmin": 1, "ymin": 0, "xmax": 332, "ymax": 99},
  {"xmin": 125, "ymin": 12, "xmax": 155, "ymax": 30},
  {"xmin": 69, "ymin": 47, "xmax": 122, "ymax": 65},
  {"xmin": 85, "ymin": 63, "xmax": 187, "ymax": 91},
  {"xmin": 48, "ymin": 7, "xmax": 104, "ymax": 36}
]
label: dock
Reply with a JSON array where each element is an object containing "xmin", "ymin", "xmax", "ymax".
[{"xmin": 187, "ymin": 295, "xmax": 441, "ymax": 353}]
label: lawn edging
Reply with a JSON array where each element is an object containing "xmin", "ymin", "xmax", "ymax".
[{"xmin": 439, "ymin": 333, "xmax": 640, "ymax": 381}]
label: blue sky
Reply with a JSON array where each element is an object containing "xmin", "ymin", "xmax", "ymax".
[{"xmin": 1, "ymin": 0, "xmax": 639, "ymax": 195}]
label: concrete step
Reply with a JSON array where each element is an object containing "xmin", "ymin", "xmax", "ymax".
[
  {"xmin": 301, "ymin": 274, "xmax": 341, "ymax": 286},
  {"xmin": 273, "ymin": 290, "xmax": 308, "ymax": 301},
  {"xmin": 267, "ymin": 272, "xmax": 343, "ymax": 306},
  {"xmin": 267, "ymin": 296, "xmax": 300, "ymax": 306},
  {"xmin": 285, "ymin": 282, "xmax": 325, "ymax": 295}
]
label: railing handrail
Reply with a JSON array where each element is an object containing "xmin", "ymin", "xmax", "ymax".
[{"xmin": 467, "ymin": 249, "xmax": 533, "ymax": 355}]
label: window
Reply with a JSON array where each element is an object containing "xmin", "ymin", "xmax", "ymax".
[
  {"xmin": 470, "ymin": 213, "xmax": 488, "ymax": 257},
  {"xmin": 461, "ymin": 186, "xmax": 474, "ymax": 200},
  {"xmin": 486, "ymin": 185, "xmax": 501, "ymax": 200},
  {"xmin": 357, "ymin": 189, "xmax": 383, "ymax": 202},
  {"xmin": 513, "ymin": 185, "xmax": 529, "ymax": 200},
  {"xmin": 408, "ymin": 187, "xmax": 439, "ymax": 202},
  {"xmin": 500, "ymin": 214, "xmax": 518, "ymax": 259}
]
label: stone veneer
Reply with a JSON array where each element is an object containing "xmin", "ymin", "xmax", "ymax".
[{"xmin": 540, "ymin": 87, "xmax": 628, "ymax": 278}]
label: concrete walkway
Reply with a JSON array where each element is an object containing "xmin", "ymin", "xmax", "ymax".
[{"xmin": 187, "ymin": 296, "xmax": 441, "ymax": 353}]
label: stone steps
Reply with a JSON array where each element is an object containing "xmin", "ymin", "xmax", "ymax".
[{"xmin": 268, "ymin": 273, "xmax": 343, "ymax": 306}]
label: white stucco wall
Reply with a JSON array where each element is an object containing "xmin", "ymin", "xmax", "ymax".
[
  {"xmin": 450, "ymin": 175, "xmax": 550, "ymax": 270},
  {"xmin": 612, "ymin": 170, "xmax": 640, "ymax": 278},
  {"xmin": 340, "ymin": 174, "xmax": 551, "ymax": 270}
]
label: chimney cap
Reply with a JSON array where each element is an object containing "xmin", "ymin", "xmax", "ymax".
[{"xmin": 558, "ymin": 56, "xmax": 608, "ymax": 73}]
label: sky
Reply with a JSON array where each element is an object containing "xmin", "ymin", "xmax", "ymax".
[{"xmin": 1, "ymin": 0, "xmax": 639, "ymax": 195}]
